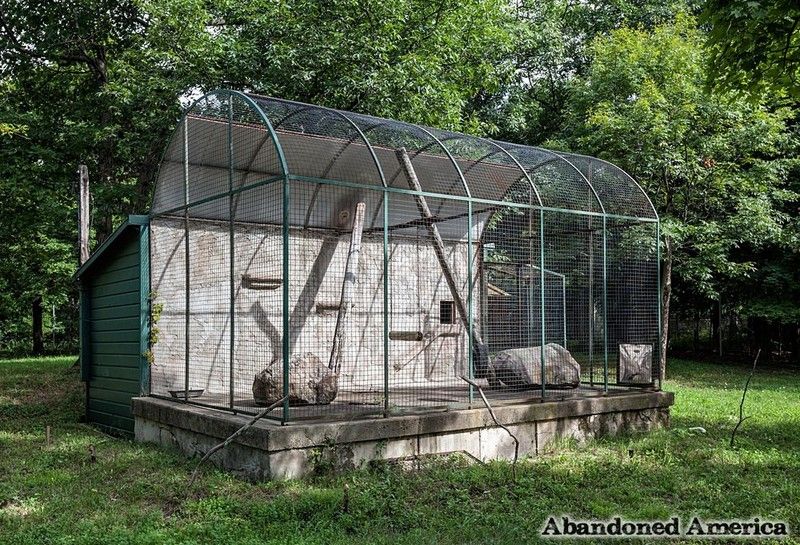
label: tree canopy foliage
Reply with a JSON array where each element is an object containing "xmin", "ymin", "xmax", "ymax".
[
  {"xmin": 558, "ymin": 14, "xmax": 798, "ymax": 368},
  {"xmin": 0, "ymin": 0, "xmax": 515, "ymax": 353},
  {"xmin": 0, "ymin": 0, "xmax": 797, "ymax": 363},
  {"xmin": 566, "ymin": 15, "xmax": 794, "ymax": 296},
  {"xmin": 703, "ymin": 0, "xmax": 800, "ymax": 100}
]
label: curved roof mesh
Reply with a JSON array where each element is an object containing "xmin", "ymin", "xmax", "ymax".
[{"xmin": 151, "ymin": 90, "xmax": 658, "ymax": 224}]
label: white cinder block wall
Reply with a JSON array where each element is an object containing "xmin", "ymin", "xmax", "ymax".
[{"xmin": 149, "ymin": 217, "xmax": 480, "ymax": 399}]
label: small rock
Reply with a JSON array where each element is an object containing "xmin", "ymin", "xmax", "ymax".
[
  {"xmin": 688, "ymin": 426, "xmax": 706, "ymax": 434},
  {"xmin": 253, "ymin": 353, "xmax": 338, "ymax": 406}
]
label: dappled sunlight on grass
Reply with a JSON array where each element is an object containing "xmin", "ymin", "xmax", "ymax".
[
  {"xmin": 0, "ymin": 496, "xmax": 43, "ymax": 519},
  {"xmin": 0, "ymin": 356, "xmax": 797, "ymax": 544}
]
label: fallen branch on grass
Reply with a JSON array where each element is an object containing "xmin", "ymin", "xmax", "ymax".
[
  {"xmin": 730, "ymin": 349, "xmax": 761, "ymax": 449},
  {"xmin": 188, "ymin": 396, "xmax": 287, "ymax": 486},
  {"xmin": 460, "ymin": 376, "xmax": 519, "ymax": 481}
]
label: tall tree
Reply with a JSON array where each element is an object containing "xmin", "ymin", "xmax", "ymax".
[
  {"xmin": 703, "ymin": 1, "xmax": 800, "ymax": 363},
  {"xmin": 0, "ymin": 0, "xmax": 222, "ymax": 353},
  {"xmin": 562, "ymin": 14, "xmax": 795, "ymax": 375},
  {"xmin": 213, "ymin": 0, "xmax": 516, "ymax": 131},
  {"xmin": 0, "ymin": 80, "xmax": 75, "ymax": 352},
  {"xmin": 481, "ymin": 0, "xmax": 692, "ymax": 145},
  {"xmin": 0, "ymin": 0, "xmax": 222, "ymax": 237},
  {"xmin": 0, "ymin": 0, "xmax": 517, "ymax": 354}
]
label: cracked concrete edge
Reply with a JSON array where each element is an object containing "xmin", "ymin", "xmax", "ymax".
[{"xmin": 131, "ymin": 391, "xmax": 674, "ymax": 453}]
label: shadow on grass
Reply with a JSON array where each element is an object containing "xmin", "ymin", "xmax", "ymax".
[{"xmin": 1, "ymin": 355, "xmax": 798, "ymax": 544}]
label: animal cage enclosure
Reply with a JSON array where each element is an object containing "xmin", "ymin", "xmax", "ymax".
[{"xmin": 148, "ymin": 90, "xmax": 660, "ymax": 423}]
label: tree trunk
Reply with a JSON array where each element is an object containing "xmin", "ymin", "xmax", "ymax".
[
  {"xmin": 97, "ymin": 213, "xmax": 113, "ymax": 245},
  {"xmin": 718, "ymin": 296, "xmax": 724, "ymax": 357},
  {"xmin": 711, "ymin": 297, "xmax": 721, "ymax": 356},
  {"xmin": 659, "ymin": 237, "xmax": 672, "ymax": 382},
  {"xmin": 748, "ymin": 317, "xmax": 771, "ymax": 362},
  {"xmin": 32, "ymin": 296, "xmax": 44, "ymax": 355}
]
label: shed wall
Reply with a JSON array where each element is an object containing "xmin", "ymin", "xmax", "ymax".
[{"xmin": 84, "ymin": 229, "xmax": 146, "ymax": 434}]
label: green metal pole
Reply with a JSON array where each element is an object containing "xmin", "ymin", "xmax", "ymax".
[
  {"xmin": 656, "ymin": 220, "xmax": 662, "ymax": 390},
  {"xmin": 539, "ymin": 210, "xmax": 546, "ymax": 401},
  {"xmin": 528, "ymin": 192, "xmax": 534, "ymax": 348},
  {"xmin": 158, "ymin": 175, "xmax": 283, "ymax": 217},
  {"xmin": 589, "ymin": 223, "xmax": 594, "ymax": 387},
  {"xmin": 228, "ymin": 94, "xmax": 235, "ymax": 410},
  {"xmin": 285, "ymin": 174, "xmax": 656, "ymax": 224},
  {"xmin": 467, "ymin": 200, "xmax": 474, "ymax": 406},
  {"xmin": 562, "ymin": 275, "xmax": 567, "ymax": 348},
  {"xmin": 183, "ymin": 116, "xmax": 190, "ymax": 403},
  {"xmin": 603, "ymin": 216, "xmax": 609, "ymax": 393},
  {"xmin": 383, "ymin": 191, "xmax": 390, "ymax": 416},
  {"xmin": 282, "ymin": 176, "xmax": 290, "ymax": 424},
  {"xmin": 139, "ymin": 222, "xmax": 151, "ymax": 396},
  {"xmin": 222, "ymin": 89, "xmax": 290, "ymax": 421}
]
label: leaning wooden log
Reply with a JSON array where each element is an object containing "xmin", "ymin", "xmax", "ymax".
[
  {"xmin": 251, "ymin": 204, "xmax": 365, "ymax": 406},
  {"xmin": 395, "ymin": 148, "xmax": 489, "ymax": 378},
  {"xmin": 329, "ymin": 202, "xmax": 366, "ymax": 374}
]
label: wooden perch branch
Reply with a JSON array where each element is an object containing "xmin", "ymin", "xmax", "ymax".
[
  {"xmin": 730, "ymin": 349, "xmax": 760, "ymax": 449},
  {"xmin": 188, "ymin": 396, "xmax": 286, "ymax": 486},
  {"xmin": 460, "ymin": 375, "xmax": 519, "ymax": 481},
  {"xmin": 396, "ymin": 148, "xmax": 489, "ymax": 377},
  {"xmin": 396, "ymin": 148, "xmax": 471, "ymax": 332}
]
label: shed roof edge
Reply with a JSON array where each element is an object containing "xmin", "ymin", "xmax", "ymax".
[{"xmin": 74, "ymin": 215, "xmax": 148, "ymax": 280}]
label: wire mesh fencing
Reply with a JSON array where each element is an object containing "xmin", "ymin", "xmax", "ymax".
[{"xmin": 147, "ymin": 90, "xmax": 661, "ymax": 423}]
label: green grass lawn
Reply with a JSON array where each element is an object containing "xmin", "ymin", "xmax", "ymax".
[{"xmin": 0, "ymin": 356, "xmax": 798, "ymax": 544}]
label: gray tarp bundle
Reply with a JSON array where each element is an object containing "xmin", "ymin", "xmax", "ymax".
[{"xmin": 488, "ymin": 344, "xmax": 581, "ymax": 389}]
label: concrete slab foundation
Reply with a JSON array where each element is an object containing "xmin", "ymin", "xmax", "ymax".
[{"xmin": 132, "ymin": 391, "xmax": 673, "ymax": 481}]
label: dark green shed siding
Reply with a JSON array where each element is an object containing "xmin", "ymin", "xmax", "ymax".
[{"xmin": 78, "ymin": 216, "xmax": 149, "ymax": 436}]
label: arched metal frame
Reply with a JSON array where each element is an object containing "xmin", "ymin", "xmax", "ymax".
[{"xmin": 149, "ymin": 90, "xmax": 662, "ymax": 422}]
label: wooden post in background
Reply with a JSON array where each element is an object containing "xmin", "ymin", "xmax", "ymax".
[{"xmin": 78, "ymin": 165, "xmax": 90, "ymax": 265}]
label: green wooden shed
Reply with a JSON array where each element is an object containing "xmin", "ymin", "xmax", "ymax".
[{"xmin": 75, "ymin": 215, "xmax": 150, "ymax": 436}]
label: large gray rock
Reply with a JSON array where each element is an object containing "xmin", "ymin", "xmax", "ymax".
[
  {"xmin": 488, "ymin": 343, "xmax": 580, "ymax": 389},
  {"xmin": 253, "ymin": 353, "xmax": 339, "ymax": 406}
]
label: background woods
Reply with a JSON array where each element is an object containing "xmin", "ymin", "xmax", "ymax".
[{"xmin": 0, "ymin": 0, "xmax": 798, "ymax": 367}]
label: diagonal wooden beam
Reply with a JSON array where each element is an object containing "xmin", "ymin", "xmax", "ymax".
[{"xmin": 396, "ymin": 148, "xmax": 489, "ymax": 377}]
